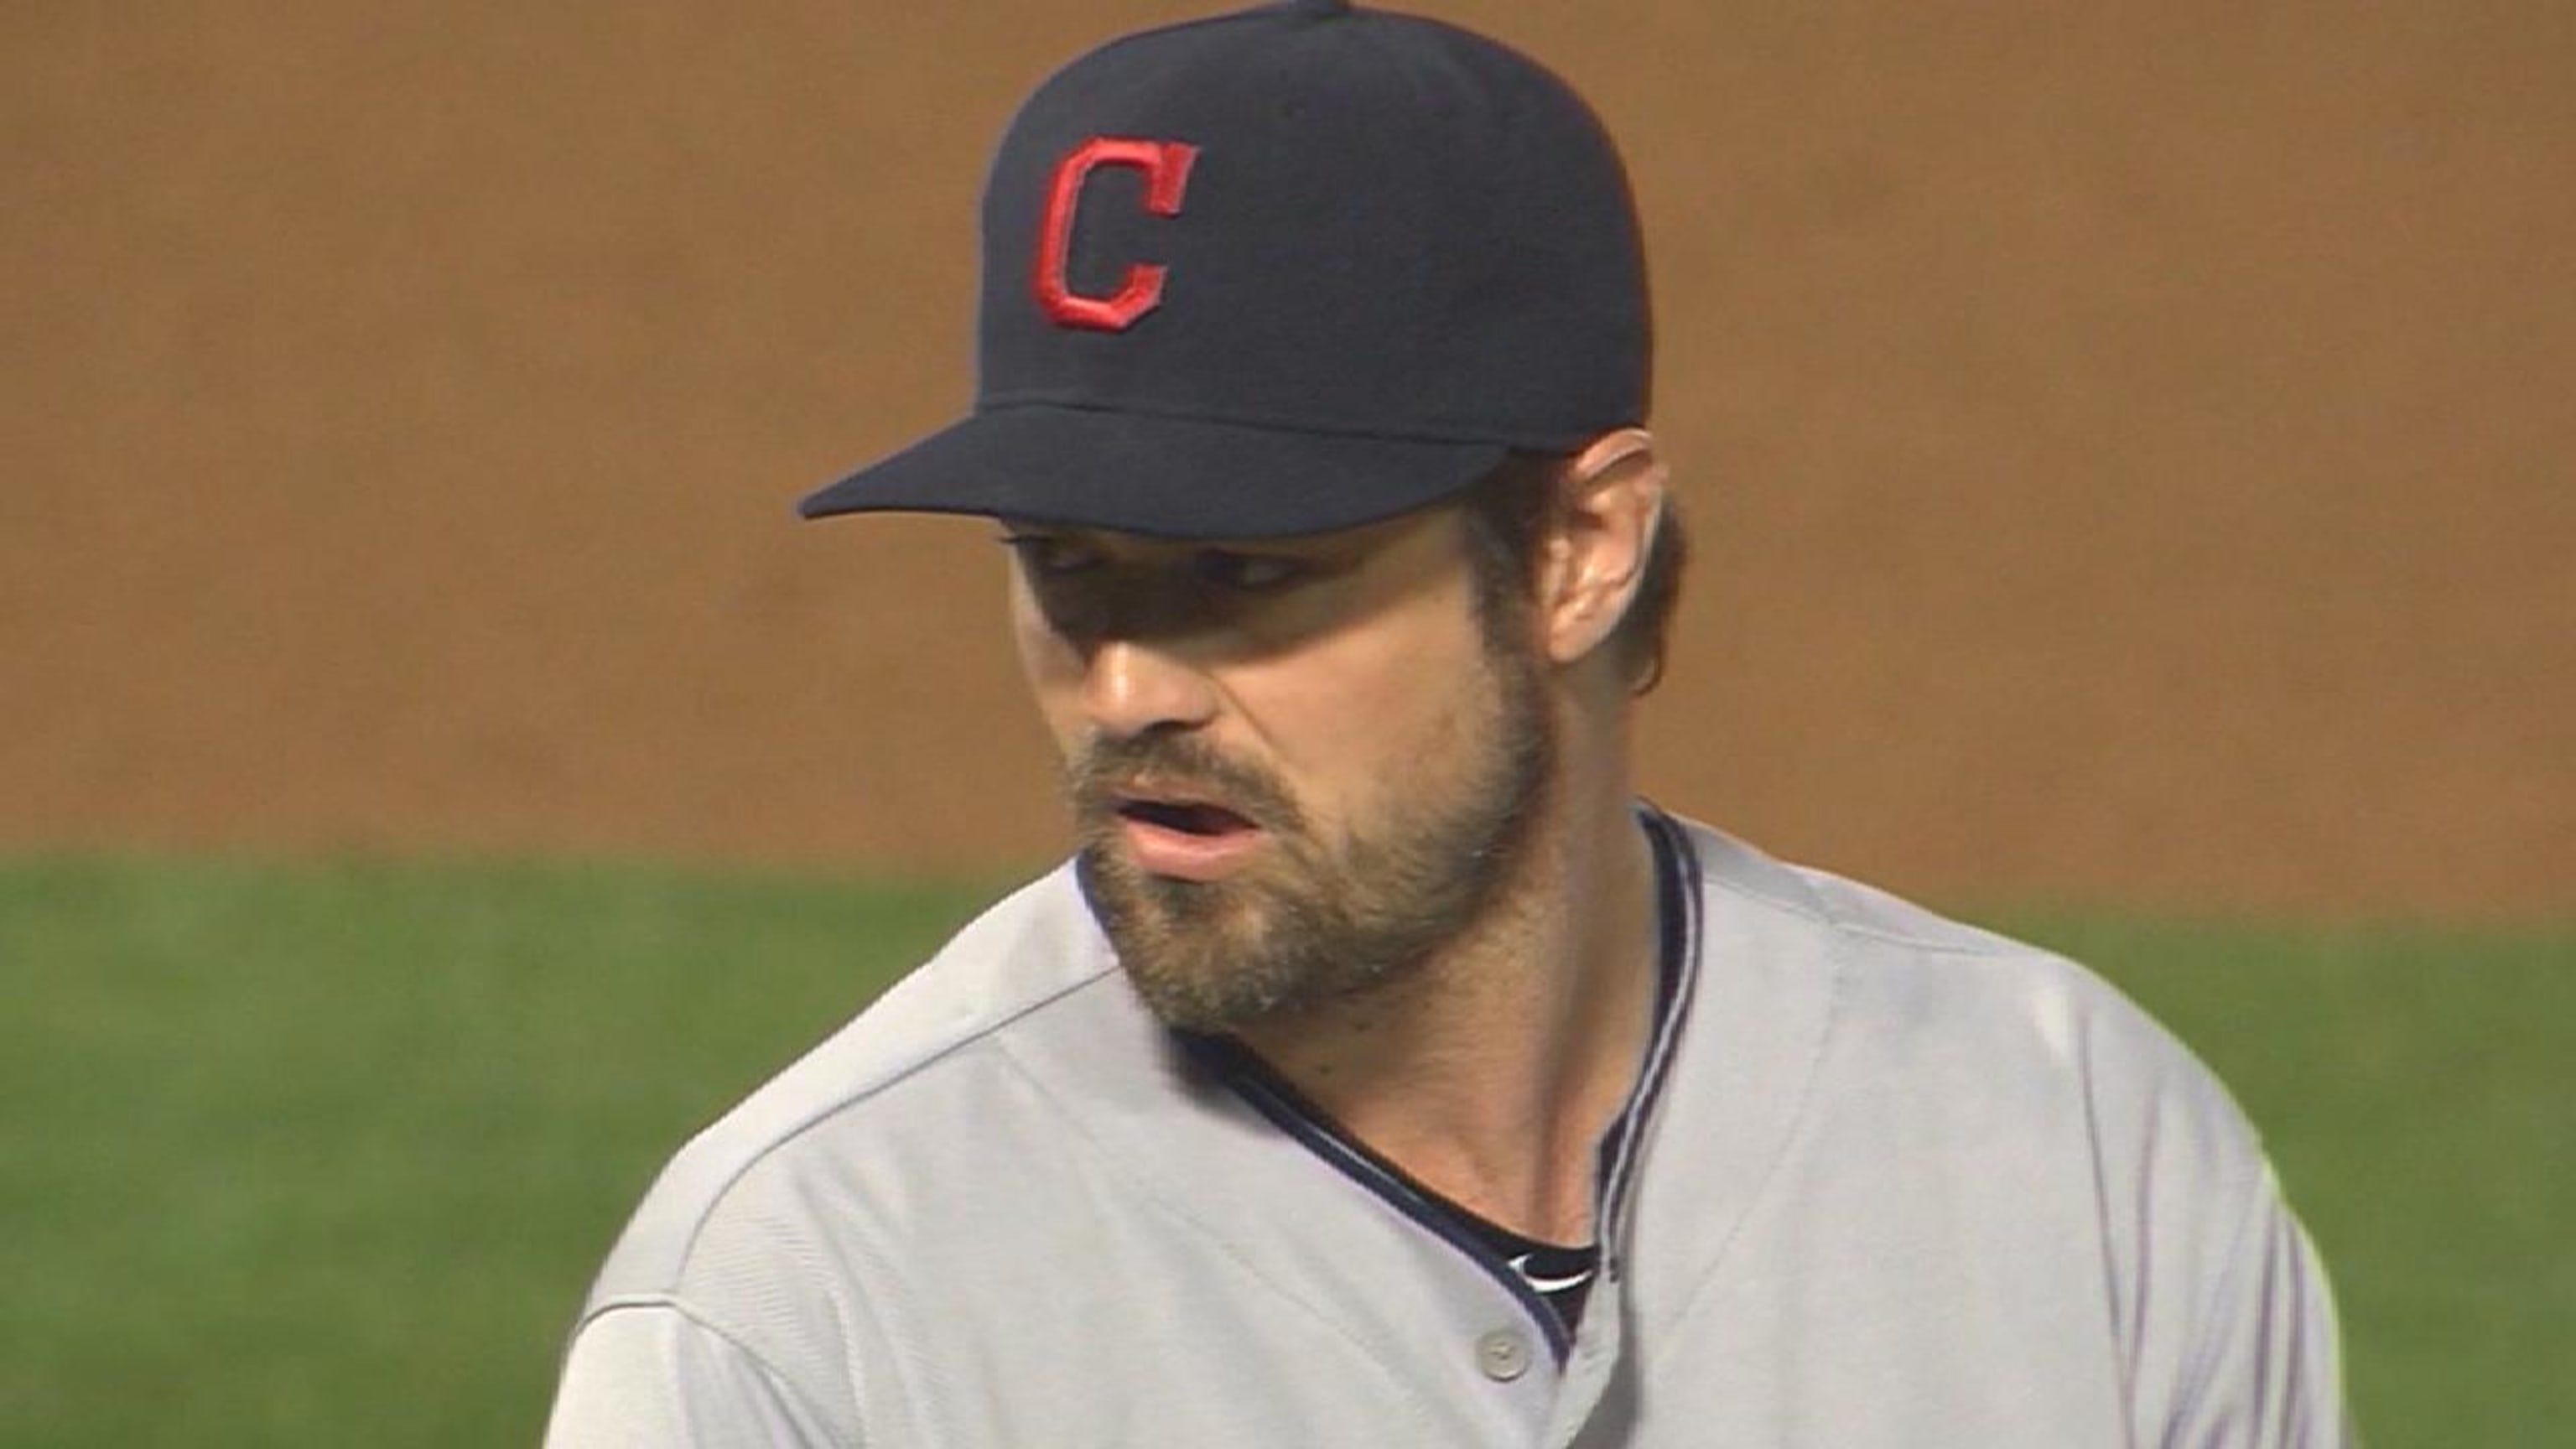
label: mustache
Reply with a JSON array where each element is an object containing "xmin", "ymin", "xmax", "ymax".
[{"xmin": 1066, "ymin": 733, "xmax": 1306, "ymax": 833}]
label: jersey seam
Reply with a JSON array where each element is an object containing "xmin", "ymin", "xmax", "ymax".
[
  {"xmin": 1826, "ymin": 918, "xmax": 2029, "ymax": 958},
  {"xmin": 575, "ymin": 1296, "xmax": 857, "ymax": 1449},
  {"xmin": 1685, "ymin": 831, "xmax": 2028, "ymax": 961},
  {"xmin": 1647, "ymin": 875, "xmax": 1852, "ymax": 1368},
  {"xmin": 659, "ymin": 958, "xmax": 1120, "ymax": 1290},
  {"xmin": 985, "ymin": 1031, "xmax": 1466, "ymax": 1440},
  {"xmin": 1713, "ymin": 869, "xmax": 2032, "ymax": 961},
  {"xmin": 2077, "ymin": 1021, "xmax": 2141, "ymax": 1420},
  {"xmin": 2161, "ymin": 1156, "xmax": 2269, "ymax": 1434}
]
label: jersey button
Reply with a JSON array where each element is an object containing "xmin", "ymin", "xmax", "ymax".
[{"xmin": 1475, "ymin": 1327, "xmax": 1531, "ymax": 1382}]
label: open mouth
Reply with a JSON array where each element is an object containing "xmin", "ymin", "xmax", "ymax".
[
  {"xmin": 1117, "ymin": 797, "xmax": 1257, "ymax": 838},
  {"xmin": 1097, "ymin": 782, "xmax": 1273, "ymax": 881}
]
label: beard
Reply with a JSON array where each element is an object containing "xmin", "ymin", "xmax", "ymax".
[{"xmin": 1067, "ymin": 640, "xmax": 1554, "ymax": 1035}]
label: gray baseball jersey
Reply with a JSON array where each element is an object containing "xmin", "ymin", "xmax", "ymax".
[{"xmin": 547, "ymin": 811, "xmax": 2348, "ymax": 1446}]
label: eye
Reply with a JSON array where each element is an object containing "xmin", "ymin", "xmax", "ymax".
[
  {"xmin": 1190, "ymin": 549, "xmax": 1308, "ymax": 592},
  {"xmin": 997, "ymin": 532, "xmax": 1104, "ymax": 577}
]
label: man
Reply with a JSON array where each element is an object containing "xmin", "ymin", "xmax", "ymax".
[{"xmin": 548, "ymin": 3, "xmax": 2349, "ymax": 1444}]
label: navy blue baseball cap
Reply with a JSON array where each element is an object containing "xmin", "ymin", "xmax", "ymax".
[{"xmin": 799, "ymin": 0, "xmax": 1651, "ymax": 539}]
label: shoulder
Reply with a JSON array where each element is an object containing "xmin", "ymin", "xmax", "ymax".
[
  {"xmin": 1640, "ymin": 815, "xmax": 2348, "ymax": 1436},
  {"xmin": 1663, "ymin": 813, "xmax": 2261, "ymax": 1168},
  {"xmin": 579, "ymin": 864, "xmax": 1119, "ymax": 1310}
]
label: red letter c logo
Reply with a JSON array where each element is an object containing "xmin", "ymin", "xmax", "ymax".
[{"xmin": 1035, "ymin": 137, "xmax": 1199, "ymax": 332}]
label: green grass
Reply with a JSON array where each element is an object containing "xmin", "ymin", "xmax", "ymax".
[
  {"xmin": 0, "ymin": 855, "xmax": 996, "ymax": 1447},
  {"xmin": 1, "ymin": 858, "xmax": 2565, "ymax": 1445}
]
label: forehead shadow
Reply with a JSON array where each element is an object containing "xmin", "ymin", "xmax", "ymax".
[{"xmin": 1004, "ymin": 507, "xmax": 1485, "ymax": 657}]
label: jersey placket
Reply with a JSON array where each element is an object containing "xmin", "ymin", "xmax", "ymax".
[{"xmin": 1182, "ymin": 806, "xmax": 1706, "ymax": 1438}]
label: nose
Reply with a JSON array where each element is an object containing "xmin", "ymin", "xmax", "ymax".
[{"xmin": 1078, "ymin": 636, "xmax": 1220, "ymax": 740}]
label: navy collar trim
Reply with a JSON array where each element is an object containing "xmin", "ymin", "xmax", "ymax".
[{"xmin": 1174, "ymin": 802, "xmax": 1706, "ymax": 1358}]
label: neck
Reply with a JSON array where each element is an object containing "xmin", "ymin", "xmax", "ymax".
[{"xmin": 1230, "ymin": 768, "xmax": 1660, "ymax": 1245}]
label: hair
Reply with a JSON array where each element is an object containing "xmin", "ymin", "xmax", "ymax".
[{"xmin": 1458, "ymin": 450, "xmax": 1689, "ymax": 694}]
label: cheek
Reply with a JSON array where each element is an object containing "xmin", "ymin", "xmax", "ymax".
[
  {"xmin": 1231, "ymin": 601, "xmax": 1493, "ymax": 812},
  {"xmin": 1009, "ymin": 587, "xmax": 1088, "ymax": 747}
]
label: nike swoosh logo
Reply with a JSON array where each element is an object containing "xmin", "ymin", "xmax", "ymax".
[{"xmin": 1508, "ymin": 1252, "xmax": 1597, "ymax": 1295}]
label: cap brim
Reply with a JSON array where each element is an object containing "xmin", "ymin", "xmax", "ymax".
[{"xmin": 798, "ymin": 404, "xmax": 1509, "ymax": 540}]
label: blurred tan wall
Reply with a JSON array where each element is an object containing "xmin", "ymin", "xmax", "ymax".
[{"xmin": 5, "ymin": 1, "xmax": 2568, "ymax": 918}]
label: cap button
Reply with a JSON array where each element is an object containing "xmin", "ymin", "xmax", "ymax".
[{"xmin": 1285, "ymin": 0, "xmax": 1354, "ymax": 17}]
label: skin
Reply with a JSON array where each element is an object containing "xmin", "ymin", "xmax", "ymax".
[{"xmin": 1009, "ymin": 428, "xmax": 1672, "ymax": 1244}]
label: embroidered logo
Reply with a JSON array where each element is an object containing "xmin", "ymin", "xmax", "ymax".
[{"xmin": 1035, "ymin": 137, "xmax": 1199, "ymax": 332}]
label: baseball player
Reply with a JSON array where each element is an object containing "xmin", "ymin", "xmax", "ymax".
[{"xmin": 547, "ymin": 3, "xmax": 2350, "ymax": 1444}]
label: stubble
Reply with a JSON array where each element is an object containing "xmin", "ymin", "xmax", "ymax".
[{"xmin": 1069, "ymin": 643, "xmax": 1553, "ymax": 1034}]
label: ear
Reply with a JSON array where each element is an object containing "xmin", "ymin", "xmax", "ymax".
[{"xmin": 1537, "ymin": 428, "xmax": 1667, "ymax": 669}]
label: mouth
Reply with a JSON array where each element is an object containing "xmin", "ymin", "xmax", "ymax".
[
  {"xmin": 1117, "ymin": 796, "xmax": 1256, "ymax": 837},
  {"xmin": 1104, "ymin": 789, "xmax": 1267, "ymax": 880}
]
